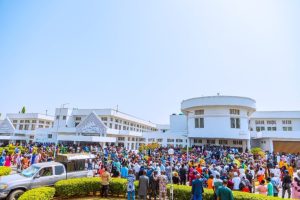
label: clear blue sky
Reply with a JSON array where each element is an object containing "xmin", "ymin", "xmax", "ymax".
[{"xmin": 0, "ymin": 1, "xmax": 299, "ymax": 124}]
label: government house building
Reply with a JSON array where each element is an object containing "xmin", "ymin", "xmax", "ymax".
[{"xmin": 0, "ymin": 95, "xmax": 299, "ymax": 153}]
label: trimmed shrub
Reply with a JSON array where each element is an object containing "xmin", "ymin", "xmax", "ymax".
[
  {"xmin": 168, "ymin": 185, "xmax": 282, "ymax": 200},
  {"xmin": 54, "ymin": 177, "xmax": 283, "ymax": 200},
  {"xmin": 19, "ymin": 187, "xmax": 55, "ymax": 200},
  {"xmin": 55, "ymin": 177, "xmax": 101, "ymax": 198},
  {"xmin": 0, "ymin": 166, "xmax": 11, "ymax": 176},
  {"xmin": 109, "ymin": 178, "xmax": 127, "ymax": 196}
]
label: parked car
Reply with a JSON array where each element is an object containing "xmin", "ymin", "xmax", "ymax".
[{"xmin": 0, "ymin": 153, "xmax": 95, "ymax": 200}]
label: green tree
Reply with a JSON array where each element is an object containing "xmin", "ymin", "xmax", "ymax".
[{"xmin": 21, "ymin": 106, "xmax": 26, "ymax": 114}]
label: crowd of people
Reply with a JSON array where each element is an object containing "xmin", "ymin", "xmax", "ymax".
[{"xmin": 1, "ymin": 143, "xmax": 300, "ymax": 199}]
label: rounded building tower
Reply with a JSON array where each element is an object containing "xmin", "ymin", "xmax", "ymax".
[{"xmin": 181, "ymin": 95, "xmax": 256, "ymax": 152}]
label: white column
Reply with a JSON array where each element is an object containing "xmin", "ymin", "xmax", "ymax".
[
  {"xmin": 246, "ymin": 140, "xmax": 251, "ymax": 152},
  {"xmin": 269, "ymin": 139, "xmax": 274, "ymax": 153}
]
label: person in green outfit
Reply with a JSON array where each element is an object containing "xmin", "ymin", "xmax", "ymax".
[
  {"xmin": 266, "ymin": 177, "xmax": 274, "ymax": 196},
  {"xmin": 216, "ymin": 179, "xmax": 234, "ymax": 200}
]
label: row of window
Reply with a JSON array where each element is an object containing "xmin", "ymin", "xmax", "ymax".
[
  {"xmin": 255, "ymin": 120, "xmax": 292, "ymax": 125},
  {"xmin": 117, "ymin": 137, "xmax": 145, "ymax": 142},
  {"xmin": 195, "ymin": 117, "xmax": 241, "ymax": 129},
  {"xmin": 12, "ymin": 119, "xmax": 52, "ymax": 125},
  {"xmin": 13, "ymin": 124, "xmax": 50, "ymax": 130},
  {"xmin": 194, "ymin": 109, "xmax": 240, "ymax": 116},
  {"xmin": 255, "ymin": 126, "xmax": 293, "ymax": 132},
  {"xmin": 193, "ymin": 139, "xmax": 243, "ymax": 145}
]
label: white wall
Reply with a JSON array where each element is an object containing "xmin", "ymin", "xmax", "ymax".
[
  {"xmin": 170, "ymin": 114, "xmax": 186, "ymax": 133},
  {"xmin": 187, "ymin": 106, "xmax": 250, "ymax": 140}
]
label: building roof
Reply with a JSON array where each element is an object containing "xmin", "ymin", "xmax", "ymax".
[
  {"xmin": 6, "ymin": 113, "xmax": 54, "ymax": 121},
  {"xmin": 70, "ymin": 108, "xmax": 157, "ymax": 127},
  {"xmin": 181, "ymin": 95, "xmax": 256, "ymax": 112},
  {"xmin": 251, "ymin": 111, "xmax": 300, "ymax": 119}
]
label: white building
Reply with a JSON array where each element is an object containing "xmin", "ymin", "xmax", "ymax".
[
  {"xmin": 250, "ymin": 111, "xmax": 300, "ymax": 153},
  {"xmin": 2, "ymin": 95, "xmax": 300, "ymax": 153},
  {"xmin": 180, "ymin": 96, "xmax": 256, "ymax": 152},
  {"xmin": 0, "ymin": 113, "xmax": 54, "ymax": 145},
  {"xmin": 35, "ymin": 108, "xmax": 159, "ymax": 149}
]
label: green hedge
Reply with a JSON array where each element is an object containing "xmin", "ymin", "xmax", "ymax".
[
  {"xmin": 0, "ymin": 166, "xmax": 11, "ymax": 176},
  {"xmin": 19, "ymin": 187, "xmax": 55, "ymax": 200},
  {"xmin": 54, "ymin": 177, "xmax": 101, "ymax": 198},
  {"xmin": 23, "ymin": 177, "xmax": 283, "ymax": 200},
  {"xmin": 169, "ymin": 185, "xmax": 282, "ymax": 200}
]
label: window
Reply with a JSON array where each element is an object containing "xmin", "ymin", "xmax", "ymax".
[
  {"xmin": 19, "ymin": 125, "xmax": 23, "ymax": 130},
  {"xmin": 25, "ymin": 120, "xmax": 30, "ymax": 123},
  {"xmin": 115, "ymin": 124, "xmax": 118, "ymax": 129},
  {"xmin": 123, "ymin": 126, "xmax": 126, "ymax": 130},
  {"xmin": 157, "ymin": 138, "xmax": 163, "ymax": 142},
  {"xmin": 118, "ymin": 137, "xmax": 125, "ymax": 141},
  {"xmin": 115, "ymin": 119, "xmax": 119, "ymax": 123},
  {"xmin": 230, "ymin": 109, "xmax": 240, "ymax": 115},
  {"xmin": 283, "ymin": 127, "xmax": 293, "ymax": 131},
  {"xmin": 194, "ymin": 110, "xmax": 204, "ymax": 115},
  {"xmin": 230, "ymin": 118, "xmax": 240, "ymax": 129},
  {"xmin": 13, "ymin": 124, "xmax": 17, "ymax": 128},
  {"xmin": 148, "ymin": 138, "xmax": 155, "ymax": 142},
  {"xmin": 39, "ymin": 167, "xmax": 53, "ymax": 177},
  {"xmin": 56, "ymin": 115, "xmax": 59, "ymax": 120},
  {"xmin": 48, "ymin": 134, "xmax": 52, "ymax": 138},
  {"xmin": 75, "ymin": 122, "xmax": 79, "ymax": 127},
  {"xmin": 167, "ymin": 139, "xmax": 174, "ymax": 142},
  {"xmin": 219, "ymin": 140, "xmax": 228, "ymax": 145},
  {"xmin": 39, "ymin": 125, "xmax": 43, "ymax": 128},
  {"xmin": 109, "ymin": 123, "xmax": 112, "ymax": 128},
  {"xmin": 255, "ymin": 120, "xmax": 264, "ymax": 125},
  {"xmin": 46, "ymin": 121, "xmax": 50, "ymax": 125},
  {"xmin": 267, "ymin": 120, "xmax": 276, "ymax": 125},
  {"xmin": 176, "ymin": 139, "xmax": 183, "ymax": 143},
  {"xmin": 268, "ymin": 127, "xmax": 276, "ymax": 131},
  {"xmin": 13, "ymin": 120, "xmax": 18, "ymax": 123},
  {"xmin": 55, "ymin": 166, "xmax": 64, "ymax": 175},
  {"xmin": 101, "ymin": 117, "xmax": 107, "ymax": 121},
  {"xmin": 20, "ymin": 120, "xmax": 24, "ymax": 123},
  {"xmin": 195, "ymin": 118, "xmax": 204, "ymax": 128},
  {"xmin": 31, "ymin": 125, "xmax": 35, "ymax": 130},
  {"xmin": 32, "ymin": 120, "xmax": 36, "ymax": 123},
  {"xmin": 282, "ymin": 120, "xmax": 292, "ymax": 125},
  {"xmin": 24, "ymin": 125, "xmax": 29, "ymax": 130},
  {"xmin": 233, "ymin": 140, "xmax": 243, "ymax": 145},
  {"xmin": 39, "ymin": 120, "xmax": 45, "ymax": 124},
  {"xmin": 62, "ymin": 116, "xmax": 66, "ymax": 120},
  {"xmin": 75, "ymin": 117, "xmax": 81, "ymax": 121},
  {"xmin": 194, "ymin": 139, "xmax": 202, "ymax": 143},
  {"xmin": 207, "ymin": 140, "xmax": 215, "ymax": 144}
]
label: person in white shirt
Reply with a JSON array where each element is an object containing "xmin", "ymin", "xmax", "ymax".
[{"xmin": 232, "ymin": 172, "xmax": 241, "ymax": 191}]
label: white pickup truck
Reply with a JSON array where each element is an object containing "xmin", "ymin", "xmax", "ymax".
[{"xmin": 0, "ymin": 153, "xmax": 95, "ymax": 200}]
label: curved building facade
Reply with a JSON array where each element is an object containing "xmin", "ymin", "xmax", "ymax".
[{"xmin": 181, "ymin": 96, "xmax": 256, "ymax": 152}]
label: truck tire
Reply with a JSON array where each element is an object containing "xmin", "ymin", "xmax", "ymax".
[{"xmin": 7, "ymin": 189, "xmax": 24, "ymax": 200}]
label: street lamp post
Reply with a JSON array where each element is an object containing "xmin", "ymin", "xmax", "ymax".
[{"xmin": 168, "ymin": 148, "xmax": 174, "ymax": 200}]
